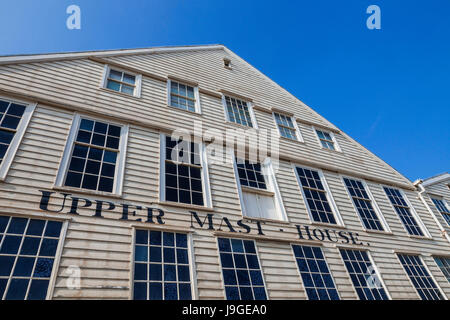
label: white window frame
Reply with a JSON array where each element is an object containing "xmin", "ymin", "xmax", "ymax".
[
  {"xmin": 130, "ymin": 227, "xmax": 198, "ymax": 300},
  {"xmin": 430, "ymin": 196, "xmax": 450, "ymax": 227},
  {"xmin": 101, "ymin": 64, "xmax": 143, "ymax": 98},
  {"xmin": 233, "ymin": 156, "xmax": 288, "ymax": 222},
  {"xmin": 396, "ymin": 253, "xmax": 448, "ymax": 300},
  {"xmin": 166, "ymin": 79, "xmax": 201, "ymax": 114},
  {"xmin": 339, "ymin": 248, "xmax": 392, "ymax": 300},
  {"xmin": 159, "ymin": 133, "xmax": 213, "ymax": 208},
  {"xmin": 0, "ymin": 214, "xmax": 69, "ymax": 300},
  {"xmin": 0, "ymin": 96, "xmax": 36, "ymax": 181},
  {"xmin": 293, "ymin": 164, "xmax": 345, "ymax": 226},
  {"xmin": 54, "ymin": 114, "xmax": 129, "ymax": 196},
  {"xmin": 383, "ymin": 186, "xmax": 432, "ymax": 238},
  {"xmin": 216, "ymin": 237, "xmax": 269, "ymax": 300},
  {"xmin": 312, "ymin": 126, "xmax": 341, "ymax": 152},
  {"xmin": 221, "ymin": 94, "xmax": 259, "ymax": 129},
  {"xmin": 341, "ymin": 175, "xmax": 391, "ymax": 233},
  {"xmin": 272, "ymin": 112, "xmax": 303, "ymax": 142}
]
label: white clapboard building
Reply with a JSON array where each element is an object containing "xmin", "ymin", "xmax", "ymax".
[{"xmin": 0, "ymin": 45, "xmax": 448, "ymax": 300}]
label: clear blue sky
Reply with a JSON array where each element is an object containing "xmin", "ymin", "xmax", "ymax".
[{"xmin": 1, "ymin": 0, "xmax": 449, "ymax": 181}]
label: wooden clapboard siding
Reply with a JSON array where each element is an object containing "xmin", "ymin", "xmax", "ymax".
[
  {"xmin": 422, "ymin": 178, "xmax": 450, "ymax": 240},
  {"xmin": 0, "ymin": 49, "xmax": 412, "ymax": 189},
  {"xmin": 0, "ymin": 46, "xmax": 448, "ymax": 300}
]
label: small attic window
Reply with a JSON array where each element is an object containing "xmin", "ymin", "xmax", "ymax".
[{"xmin": 223, "ymin": 58, "xmax": 232, "ymax": 69}]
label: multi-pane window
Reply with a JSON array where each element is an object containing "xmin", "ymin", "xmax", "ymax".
[
  {"xmin": 344, "ymin": 178, "xmax": 385, "ymax": 231},
  {"xmin": 163, "ymin": 136, "xmax": 205, "ymax": 206},
  {"xmin": 133, "ymin": 230, "xmax": 192, "ymax": 300},
  {"xmin": 431, "ymin": 198, "xmax": 450, "ymax": 226},
  {"xmin": 434, "ymin": 256, "xmax": 450, "ymax": 283},
  {"xmin": 0, "ymin": 216, "xmax": 63, "ymax": 300},
  {"xmin": 397, "ymin": 254, "xmax": 444, "ymax": 300},
  {"xmin": 292, "ymin": 245, "xmax": 339, "ymax": 300},
  {"xmin": 0, "ymin": 100, "xmax": 26, "ymax": 165},
  {"xmin": 295, "ymin": 167, "xmax": 337, "ymax": 224},
  {"xmin": 274, "ymin": 113, "xmax": 298, "ymax": 140},
  {"xmin": 105, "ymin": 68, "xmax": 138, "ymax": 96},
  {"xmin": 236, "ymin": 160, "xmax": 267, "ymax": 190},
  {"xmin": 316, "ymin": 129, "xmax": 335, "ymax": 150},
  {"xmin": 64, "ymin": 118, "xmax": 122, "ymax": 193},
  {"xmin": 218, "ymin": 238, "xmax": 267, "ymax": 300},
  {"xmin": 340, "ymin": 249, "xmax": 389, "ymax": 300},
  {"xmin": 169, "ymin": 81, "xmax": 197, "ymax": 112},
  {"xmin": 224, "ymin": 96, "xmax": 254, "ymax": 127},
  {"xmin": 384, "ymin": 187, "xmax": 424, "ymax": 236}
]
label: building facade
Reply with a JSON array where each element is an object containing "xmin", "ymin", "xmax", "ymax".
[{"xmin": 0, "ymin": 45, "xmax": 448, "ymax": 300}]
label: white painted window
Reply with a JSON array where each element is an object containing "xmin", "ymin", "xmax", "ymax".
[
  {"xmin": 431, "ymin": 198, "xmax": 450, "ymax": 227},
  {"xmin": 0, "ymin": 215, "xmax": 66, "ymax": 300},
  {"xmin": 0, "ymin": 97, "xmax": 36, "ymax": 181},
  {"xmin": 167, "ymin": 80, "xmax": 201, "ymax": 113},
  {"xmin": 397, "ymin": 254, "xmax": 446, "ymax": 300},
  {"xmin": 342, "ymin": 177, "xmax": 390, "ymax": 232},
  {"xmin": 234, "ymin": 158, "xmax": 287, "ymax": 221},
  {"xmin": 294, "ymin": 165, "xmax": 344, "ymax": 226},
  {"xmin": 102, "ymin": 65, "xmax": 142, "ymax": 97},
  {"xmin": 132, "ymin": 229, "xmax": 195, "ymax": 300},
  {"xmin": 55, "ymin": 114, "xmax": 129, "ymax": 195},
  {"xmin": 273, "ymin": 112, "xmax": 303, "ymax": 141},
  {"xmin": 159, "ymin": 134, "xmax": 212, "ymax": 208},
  {"xmin": 384, "ymin": 187, "xmax": 431, "ymax": 237},
  {"xmin": 222, "ymin": 95, "xmax": 258, "ymax": 128},
  {"xmin": 314, "ymin": 128, "xmax": 340, "ymax": 151}
]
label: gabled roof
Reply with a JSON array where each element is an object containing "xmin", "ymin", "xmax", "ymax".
[
  {"xmin": 421, "ymin": 172, "xmax": 450, "ymax": 187},
  {"xmin": 0, "ymin": 44, "xmax": 224, "ymax": 65}
]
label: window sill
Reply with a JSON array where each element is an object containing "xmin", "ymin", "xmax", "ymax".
[
  {"xmin": 241, "ymin": 216, "xmax": 290, "ymax": 225},
  {"xmin": 310, "ymin": 221, "xmax": 347, "ymax": 230},
  {"xmin": 408, "ymin": 234, "xmax": 433, "ymax": 241},
  {"xmin": 319, "ymin": 146, "xmax": 343, "ymax": 154},
  {"xmin": 52, "ymin": 185, "xmax": 123, "ymax": 199},
  {"xmin": 99, "ymin": 87, "xmax": 141, "ymax": 100},
  {"xmin": 167, "ymin": 105, "xmax": 203, "ymax": 116},
  {"xmin": 224, "ymin": 120, "xmax": 258, "ymax": 131},
  {"xmin": 279, "ymin": 136, "xmax": 305, "ymax": 144},
  {"xmin": 241, "ymin": 186, "xmax": 274, "ymax": 197},
  {"xmin": 158, "ymin": 201, "xmax": 214, "ymax": 212},
  {"xmin": 364, "ymin": 229, "xmax": 394, "ymax": 236}
]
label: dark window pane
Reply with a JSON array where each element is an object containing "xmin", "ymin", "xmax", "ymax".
[
  {"xmin": 45, "ymin": 221, "xmax": 62, "ymax": 238},
  {"xmin": 0, "ymin": 235, "xmax": 22, "ymax": 254},
  {"xmin": 133, "ymin": 282, "xmax": 147, "ymax": 300},
  {"xmin": 134, "ymin": 263, "xmax": 147, "ymax": 281},
  {"xmin": 40, "ymin": 238, "xmax": 59, "ymax": 256},
  {"xmin": 0, "ymin": 215, "xmax": 9, "ymax": 232},
  {"xmin": 179, "ymin": 283, "xmax": 192, "ymax": 300},
  {"xmin": 7, "ymin": 217, "xmax": 27, "ymax": 234},
  {"xmin": 26, "ymin": 219, "xmax": 45, "ymax": 236},
  {"xmin": 149, "ymin": 282, "xmax": 163, "ymax": 300},
  {"xmin": 163, "ymin": 247, "xmax": 175, "ymax": 263},
  {"xmin": 106, "ymin": 136, "xmax": 120, "ymax": 149},
  {"xmin": 101, "ymin": 163, "xmax": 116, "ymax": 178},
  {"xmin": 72, "ymin": 144, "xmax": 88, "ymax": 158},
  {"xmin": 65, "ymin": 172, "xmax": 82, "ymax": 188},
  {"xmin": 33, "ymin": 258, "xmax": 54, "ymax": 278},
  {"xmin": 225, "ymin": 286, "xmax": 240, "ymax": 300},
  {"xmin": 76, "ymin": 130, "xmax": 91, "ymax": 143},
  {"xmin": 149, "ymin": 246, "xmax": 162, "ymax": 262},
  {"xmin": 150, "ymin": 231, "xmax": 161, "ymax": 246},
  {"xmin": 82, "ymin": 174, "xmax": 99, "ymax": 190},
  {"xmin": 20, "ymin": 237, "xmax": 41, "ymax": 255},
  {"xmin": 5, "ymin": 279, "xmax": 29, "ymax": 300},
  {"xmin": 176, "ymin": 234, "xmax": 187, "ymax": 248},
  {"xmin": 98, "ymin": 177, "xmax": 114, "ymax": 192},
  {"xmin": 149, "ymin": 264, "xmax": 162, "ymax": 281},
  {"xmin": 69, "ymin": 157, "xmax": 85, "ymax": 172},
  {"xmin": 135, "ymin": 230, "xmax": 148, "ymax": 245},
  {"xmin": 88, "ymin": 148, "xmax": 103, "ymax": 161},
  {"xmin": 166, "ymin": 187, "xmax": 178, "ymax": 201},
  {"xmin": 91, "ymin": 133, "xmax": 106, "ymax": 147},
  {"xmin": 164, "ymin": 283, "xmax": 178, "ymax": 300},
  {"xmin": 79, "ymin": 119, "xmax": 94, "ymax": 131},
  {"xmin": 13, "ymin": 257, "xmax": 35, "ymax": 276},
  {"xmin": 177, "ymin": 249, "xmax": 188, "ymax": 264},
  {"xmin": 108, "ymin": 125, "xmax": 121, "ymax": 137},
  {"xmin": 94, "ymin": 122, "xmax": 108, "ymax": 134},
  {"xmin": 0, "ymin": 130, "xmax": 14, "ymax": 144},
  {"xmin": 178, "ymin": 265, "xmax": 190, "ymax": 282},
  {"xmin": 1, "ymin": 115, "xmax": 21, "ymax": 129},
  {"xmin": 0, "ymin": 255, "xmax": 15, "ymax": 276},
  {"xmin": 103, "ymin": 150, "xmax": 117, "ymax": 163},
  {"xmin": 164, "ymin": 265, "xmax": 176, "ymax": 281}
]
